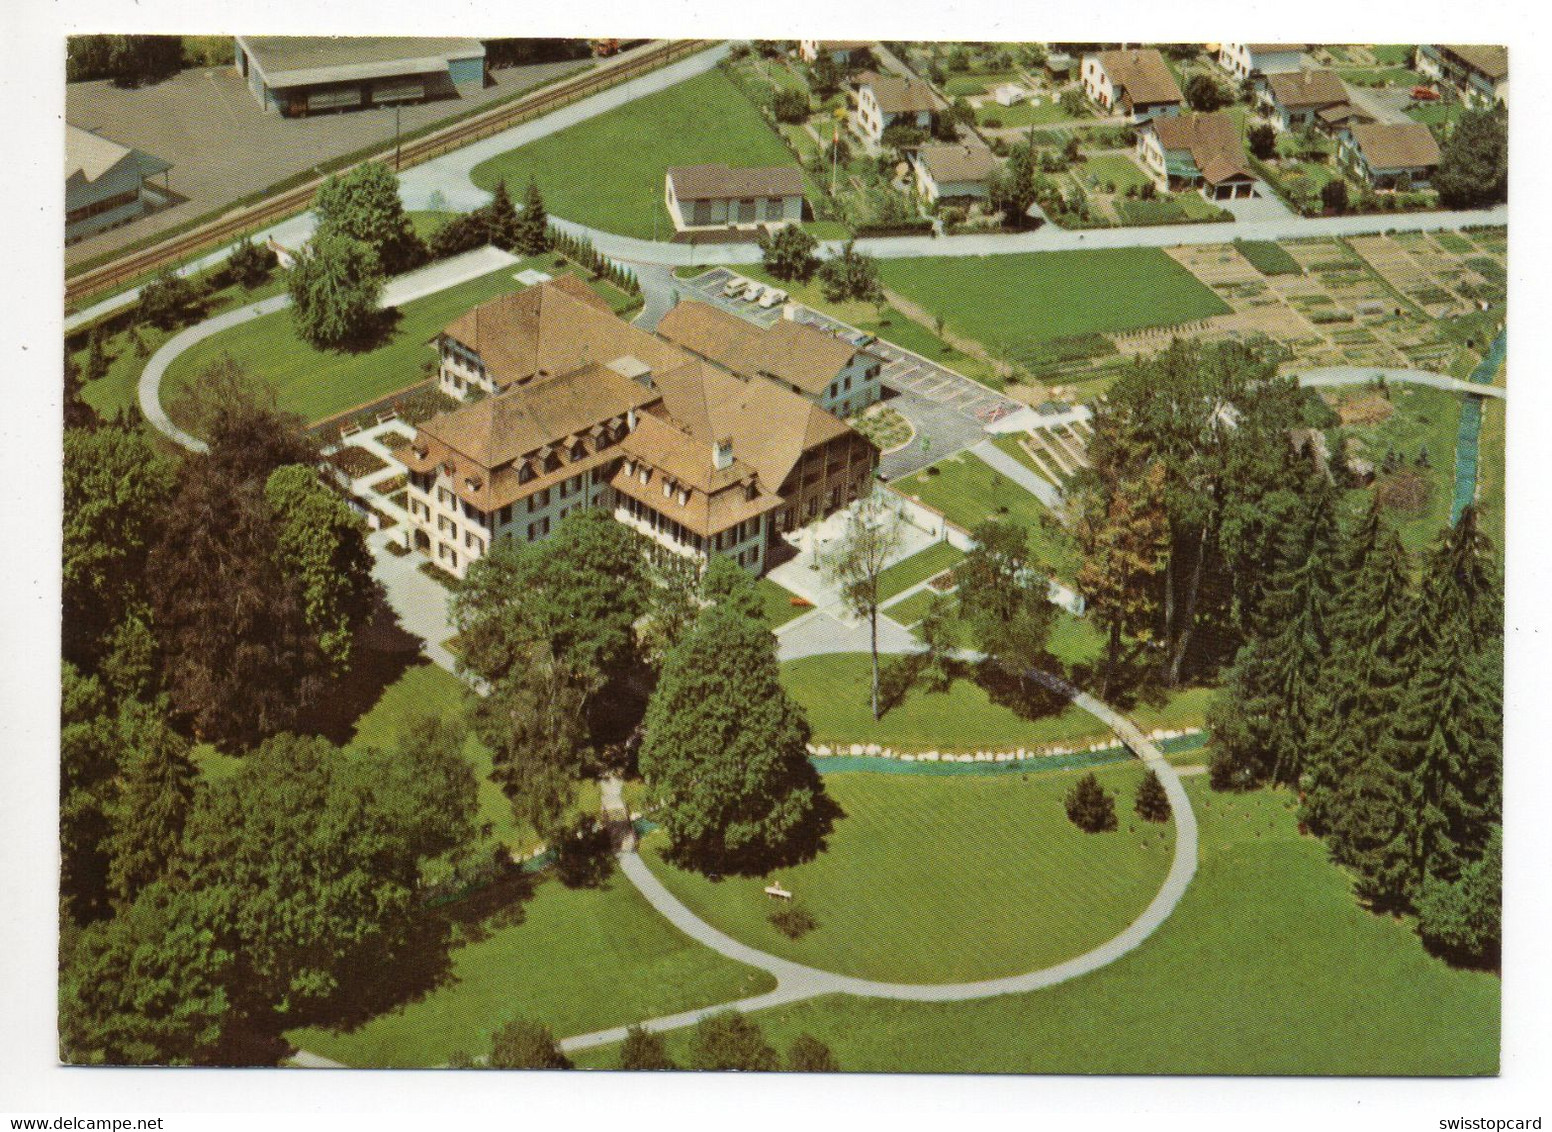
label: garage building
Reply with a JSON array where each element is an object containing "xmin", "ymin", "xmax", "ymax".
[{"xmin": 234, "ymin": 36, "xmax": 486, "ymax": 117}]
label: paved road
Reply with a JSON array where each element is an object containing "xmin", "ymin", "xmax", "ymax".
[
  {"xmin": 558, "ymin": 648, "xmax": 1199, "ymax": 1054},
  {"xmin": 1294, "ymin": 365, "xmax": 1507, "ymax": 400}
]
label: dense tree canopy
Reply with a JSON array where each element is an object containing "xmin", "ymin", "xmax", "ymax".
[
  {"xmin": 957, "ymin": 519, "xmax": 1056, "ymax": 697},
  {"xmin": 760, "ymin": 223, "xmax": 820, "ymax": 283},
  {"xmin": 1433, "ymin": 108, "xmax": 1509, "ymax": 209}
]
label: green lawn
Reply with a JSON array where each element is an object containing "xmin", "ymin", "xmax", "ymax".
[
  {"xmin": 892, "ymin": 452, "xmax": 1079, "ymax": 579},
  {"xmin": 757, "ymin": 575, "xmax": 812, "ymax": 628},
  {"xmin": 1234, "ymin": 239, "xmax": 1303, "ymax": 276},
  {"xmin": 1346, "ymin": 386, "xmax": 1464, "ymax": 554},
  {"xmin": 876, "ymin": 249, "xmax": 1229, "ymax": 367},
  {"xmin": 976, "ymin": 99, "xmax": 1083, "ymax": 127},
  {"xmin": 1112, "ymin": 194, "xmax": 1231, "ymax": 226},
  {"xmin": 781, "ymin": 652, "xmax": 1211, "ymax": 752},
  {"xmin": 1079, "ymin": 153, "xmax": 1153, "ymax": 194},
  {"xmin": 286, "ymin": 869, "xmax": 775, "ymax": 1067},
  {"xmin": 876, "ymin": 541, "xmax": 964, "ymax": 602},
  {"xmin": 580, "ymin": 778, "xmax": 1499, "ymax": 1073},
  {"xmin": 723, "ymin": 263, "xmax": 1002, "ymax": 387},
  {"xmin": 639, "ymin": 766, "xmax": 1172, "ymax": 982},
  {"xmin": 160, "ymin": 260, "xmax": 564, "ymax": 430},
  {"xmin": 881, "ymin": 585, "xmax": 941, "ymax": 628},
  {"xmin": 469, "ymin": 68, "xmax": 796, "ymax": 240}
]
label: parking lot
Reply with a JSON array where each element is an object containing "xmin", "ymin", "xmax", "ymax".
[{"xmin": 679, "ymin": 269, "xmax": 1025, "ymax": 430}]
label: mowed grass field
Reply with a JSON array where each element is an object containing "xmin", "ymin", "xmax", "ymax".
[
  {"xmin": 161, "ymin": 264, "xmax": 531, "ymax": 428},
  {"xmin": 639, "ymin": 765, "xmax": 1174, "ymax": 983},
  {"xmin": 470, "ymin": 69, "xmax": 797, "ymax": 240},
  {"xmin": 580, "ymin": 779, "xmax": 1500, "ymax": 1073},
  {"xmin": 780, "ymin": 652, "xmax": 1213, "ymax": 752},
  {"xmin": 876, "ymin": 249, "xmax": 1230, "ymax": 365},
  {"xmin": 286, "ymin": 870, "xmax": 776, "ymax": 1067}
]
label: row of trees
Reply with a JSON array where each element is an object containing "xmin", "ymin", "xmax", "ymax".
[
  {"xmin": 452, "ymin": 516, "xmax": 835, "ymax": 877},
  {"xmin": 67, "ymin": 35, "xmax": 186, "ymax": 87},
  {"xmin": 61, "ymin": 377, "xmax": 466, "ymax": 1062},
  {"xmin": 1208, "ymin": 490, "xmax": 1502, "ymax": 966}
]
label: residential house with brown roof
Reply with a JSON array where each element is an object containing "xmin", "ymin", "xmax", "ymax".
[
  {"xmin": 798, "ymin": 40, "xmax": 873, "ymax": 66},
  {"xmin": 910, "ymin": 142, "xmax": 1002, "ymax": 203},
  {"xmin": 853, "ymin": 71, "xmax": 945, "ymax": 144},
  {"xmin": 399, "ymin": 280, "xmax": 878, "ymax": 578},
  {"xmin": 1264, "ymin": 69, "xmax": 1353, "ymax": 132},
  {"xmin": 1217, "ymin": 43, "xmax": 1305, "ymax": 85},
  {"xmin": 1338, "ymin": 121, "xmax": 1442, "ymax": 190},
  {"xmin": 1415, "ymin": 44, "xmax": 1508, "ymax": 108},
  {"xmin": 664, "ymin": 165, "xmax": 805, "ymax": 233},
  {"xmin": 1136, "ymin": 111, "xmax": 1257, "ymax": 199},
  {"xmin": 1081, "ymin": 49, "xmax": 1184, "ymax": 124},
  {"xmin": 655, "ymin": 300, "xmax": 884, "ymax": 418}
]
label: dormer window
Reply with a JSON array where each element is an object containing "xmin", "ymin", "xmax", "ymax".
[
  {"xmin": 518, "ymin": 462, "xmax": 535, "ymax": 485},
  {"xmin": 571, "ymin": 440, "xmax": 587, "ymax": 461},
  {"xmin": 639, "ymin": 466, "xmax": 650, "ymax": 485},
  {"xmin": 544, "ymin": 451, "xmax": 561, "ymax": 473},
  {"xmin": 678, "ymin": 489, "xmax": 690, "ymax": 507}
]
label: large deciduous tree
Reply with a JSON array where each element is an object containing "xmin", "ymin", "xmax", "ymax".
[
  {"xmin": 312, "ymin": 160, "xmax": 427, "ymax": 276},
  {"xmin": 63, "ymin": 424, "xmax": 176, "ymax": 668},
  {"xmin": 287, "ymin": 232, "xmax": 384, "ymax": 351},
  {"xmin": 263, "ymin": 465, "xmax": 375, "ymax": 674},
  {"xmin": 1433, "ymin": 108, "xmax": 1509, "ymax": 209},
  {"xmin": 823, "ymin": 495, "xmax": 904, "ymax": 720},
  {"xmin": 957, "ymin": 519, "xmax": 1056, "ymax": 701},
  {"xmin": 638, "ymin": 601, "xmax": 834, "ymax": 875},
  {"xmin": 760, "ymin": 223, "xmax": 820, "ymax": 283}
]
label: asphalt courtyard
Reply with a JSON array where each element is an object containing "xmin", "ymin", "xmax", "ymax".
[{"xmin": 65, "ymin": 56, "xmax": 593, "ymax": 266}]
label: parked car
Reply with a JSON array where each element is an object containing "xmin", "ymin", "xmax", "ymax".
[
  {"xmin": 723, "ymin": 277, "xmax": 746, "ymax": 297},
  {"xmin": 1412, "ymin": 86, "xmax": 1440, "ymax": 101},
  {"xmin": 740, "ymin": 279, "xmax": 765, "ymax": 301},
  {"xmin": 758, "ymin": 286, "xmax": 788, "ymax": 308}
]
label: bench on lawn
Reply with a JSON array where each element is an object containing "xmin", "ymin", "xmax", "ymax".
[{"xmin": 764, "ymin": 884, "xmax": 793, "ymax": 900}]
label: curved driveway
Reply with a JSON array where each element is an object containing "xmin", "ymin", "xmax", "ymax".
[
  {"xmin": 1295, "ymin": 365, "xmax": 1505, "ymax": 399},
  {"xmin": 558, "ymin": 665, "xmax": 1198, "ymax": 1054}
]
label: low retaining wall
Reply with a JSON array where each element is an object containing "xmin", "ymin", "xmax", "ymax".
[{"xmin": 807, "ymin": 727, "xmax": 1205, "ymax": 765}]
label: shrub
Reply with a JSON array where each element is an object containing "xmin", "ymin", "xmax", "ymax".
[
  {"xmin": 771, "ymin": 87, "xmax": 810, "ymax": 124},
  {"xmin": 488, "ymin": 1017, "xmax": 571, "ymax": 1069},
  {"xmin": 619, "ymin": 1025, "xmax": 676, "ymax": 1070},
  {"xmin": 983, "ymin": 116, "xmax": 1003, "ymax": 129},
  {"xmin": 225, "ymin": 237, "xmax": 277, "ymax": 289},
  {"xmin": 1064, "ymin": 772, "xmax": 1118, "ymax": 833},
  {"xmin": 690, "ymin": 1011, "xmax": 779, "ymax": 1072},
  {"xmin": 137, "ymin": 270, "xmax": 204, "ymax": 331},
  {"xmin": 768, "ymin": 901, "xmax": 817, "ymax": 939},
  {"xmin": 786, "ymin": 1033, "xmax": 839, "ymax": 1072}
]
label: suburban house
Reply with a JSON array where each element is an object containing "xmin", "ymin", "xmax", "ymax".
[
  {"xmin": 852, "ymin": 71, "xmax": 945, "ymax": 144},
  {"xmin": 910, "ymin": 142, "xmax": 1002, "ymax": 203},
  {"xmin": 1080, "ymin": 49, "xmax": 1184, "ymax": 124},
  {"xmin": 655, "ymin": 301, "xmax": 884, "ymax": 419},
  {"xmin": 663, "ymin": 165, "xmax": 805, "ymax": 233},
  {"xmin": 798, "ymin": 40, "xmax": 872, "ymax": 65},
  {"xmin": 1136, "ymin": 111, "xmax": 1257, "ymax": 199},
  {"xmin": 65, "ymin": 124, "xmax": 172, "ymax": 244},
  {"xmin": 1264, "ymin": 69, "xmax": 1353, "ymax": 131},
  {"xmin": 232, "ymin": 36, "xmax": 486, "ymax": 116},
  {"xmin": 1217, "ymin": 43, "xmax": 1305, "ymax": 85},
  {"xmin": 1415, "ymin": 44, "xmax": 1508, "ymax": 108},
  {"xmin": 1338, "ymin": 121, "xmax": 1442, "ymax": 189},
  {"xmin": 402, "ymin": 279, "xmax": 878, "ymax": 578}
]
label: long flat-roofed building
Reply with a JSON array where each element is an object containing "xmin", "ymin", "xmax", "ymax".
[
  {"xmin": 400, "ymin": 279, "xmax": 878, "ymax": 578},
  {"xmin": 664, "ymin": 165, "xmax": 805, "ymax": 232},
  {"xmin": 234, "ymin": 36, "xmax": 486, "ymax": 116}
]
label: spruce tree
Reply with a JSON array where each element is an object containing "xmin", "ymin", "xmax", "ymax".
[
  {"xmin": 1134, "ymin": 769, "xmax": 1171, "ymax": 823},
  {"xmin": 515, "ymin": 177, "xmax": 551, "ymax": 256},
  {"xmin": 104, "ymin": 697, "xmax": 197, "ymax": 907},
  {"xmin": 1064, "ymin": 772, "xmax": 1118, "ymax": 832},
  {"xmin": 483, "ymin": 178, "xmax": 520, "ymax": 251}
]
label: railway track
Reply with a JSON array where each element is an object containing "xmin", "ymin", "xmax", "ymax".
[{"xmin": 64, "ymin": 39, "xmax": 711, "ymax": 310}]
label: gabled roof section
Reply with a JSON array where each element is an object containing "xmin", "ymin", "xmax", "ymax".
[
  {"xmin": 1348, "ymin": 121, "xmax": 1442, "ymax": 170},
  {"xmin": 857, "ymin": 70, "xmax": 946, "ymax": 115},
  {"xmin": 1093, "ymin": 49, "xmax": 1184, "ymax": 107},
  {"xmin": 666, "ymin": 164, "xmax": 805, "ymax": 201},
  {"xmin": 1441, "ymin": 44, "xmax": 1508, "ymax": 80},
  {"xmin": 915, "ymin": 142, "xmax": 1002, "ymax": 184},
  {"xmin": 440, "ymin": 276, "xmax": 678, "ymax": 390},
  {"xmin": 417, "ymin": 361, "xmax": 659, "ymax": 470},
  {"xmin": 1149, "ymin": 111, "xmax": 1252, "ymax": 184},
  {"xmin": 656, "ymin": 301, "xmax": 869, "ymax": 397},
  {"xmin": 1266, "ymin": 68, "xmax": 1350, "ymax": 111}
]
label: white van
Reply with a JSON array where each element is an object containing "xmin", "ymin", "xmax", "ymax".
[{"xmin": 758, "ymin": 286, "xmax": 788, "ymax": 309}]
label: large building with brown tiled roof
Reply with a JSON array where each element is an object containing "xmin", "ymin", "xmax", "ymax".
[
  {"xmin": 1137, "ymin": 111, "xmax": 1257, "ymax": 199},
  {"xmin": 400, "ymin": 280, "xmax": 878, "ymax": 578},
  {"xmin": 655, "ymin": 301, "xmax": 883, "ymax": 418},
  {"xmin": 1416, "ymin": 44, "xmax": 1508, "ymax": 109},
  {"xmin": 1081, "ymin": 49, "xmax": 1184, "ymax": 123}
]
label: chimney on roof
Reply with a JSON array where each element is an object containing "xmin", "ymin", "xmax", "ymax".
[{"xmin": 714, "ymin": 436, "xmax": 735, "ymax": 471}]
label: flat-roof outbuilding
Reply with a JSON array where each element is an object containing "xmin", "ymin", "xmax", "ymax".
[{"xmin": 234, "ymin": 36, "xmax": 486, "ymax": 117}]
